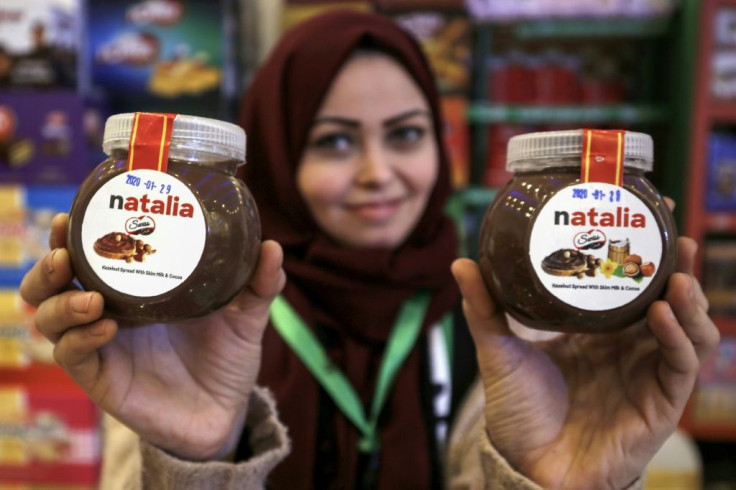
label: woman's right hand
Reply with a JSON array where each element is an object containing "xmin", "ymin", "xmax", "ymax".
[
  {"xmin": 19, "ymin": 213, "xmax": 286, "ymax": 461},
  {"xmin": 452, "ymin": 237, "xmax": 718, "ymax": 489}
]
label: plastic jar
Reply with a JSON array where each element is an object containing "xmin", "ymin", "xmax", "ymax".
[
  {"xmin": 478, "ymin": 129, "xmax": 677, "ymax": 333},
  {"xmin": 67, "ymin": 112, "xmax": 261, "ymax": 322}
]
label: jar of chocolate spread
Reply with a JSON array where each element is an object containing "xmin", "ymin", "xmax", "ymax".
[
  {"xmin": 478, "ymin": 129, "xmax": 677, "ymax": 333},
  {"xmin": 67, "ymin": 112, "xmax": 261, "ymax": 322}
]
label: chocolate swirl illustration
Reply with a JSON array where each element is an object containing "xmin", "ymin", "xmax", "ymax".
[
  {"xmin": 541, "ymin": 249, "xmax": 589, "ymax": 277},
  {"xmin": 93, "ymin": 232, "xmax": 137, "ymax": 260}
]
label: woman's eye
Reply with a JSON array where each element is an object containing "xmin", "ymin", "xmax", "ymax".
[
  {"xmin": 310, "ymin": 133, "xmax": 354, "ymax": 152},
  {"xmin": 387, "ymin": 126, "xmax": 426, "ymax": 146}
]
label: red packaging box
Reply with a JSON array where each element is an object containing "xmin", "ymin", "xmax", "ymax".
[
  {"xmin": 0, "ymin": 366, "xmax": 100, "ymax": 487},
  {"xmin": 440, "ymin": 96, "xmax": 469, "ymax": 189}
]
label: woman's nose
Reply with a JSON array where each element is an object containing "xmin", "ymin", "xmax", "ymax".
[{"xmin": 356, "ymin": 143, "xmax": 393, "ymax": 186}]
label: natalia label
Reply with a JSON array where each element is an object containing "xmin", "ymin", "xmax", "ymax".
[
  {"xmin": 528, "ymin": 182, "xmax": 663, "ymax": 311},
  {"xmin": 81, "ymin": 169, "xmax": 205, "ymax": 297},
  {"xmin": 108, "ymin": 193, "xmax": 195, "ymax": 217},
  {"xmin": 553, "ymin": 207, "xmax": 646, "ymax": 228}
]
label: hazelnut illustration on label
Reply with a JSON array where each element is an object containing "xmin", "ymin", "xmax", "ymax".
[{"xmin": 541, "ymin": 242, "xmax": 657, "ymax": 282}]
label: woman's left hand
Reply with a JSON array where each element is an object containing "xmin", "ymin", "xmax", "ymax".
[{"xmin": 451, "ymin": 236, "xmax": 720, "ymax": 490}]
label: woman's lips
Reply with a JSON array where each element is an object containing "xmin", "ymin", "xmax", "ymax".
[{"xmin": 345, "ymin": 198, "xmax": 403, "ymax": 221}]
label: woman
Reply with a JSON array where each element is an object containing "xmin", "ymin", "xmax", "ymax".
[
  {"xmin": 19, "ymin": 10, "xmax": 718, "ymax": 490},
  {"xmin": 237, "ymin": 9, "xmax": 474, "ymax": 489}
]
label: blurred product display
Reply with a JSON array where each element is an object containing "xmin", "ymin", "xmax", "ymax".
[
  {"xmin": 440, "ymin": 96, "xmax": 471, "ymax": 189},
  {"xmin": 466, "ymin": 0, "xmax": 677, "ymax": 20},
  {"xmin": 683, "ymin": 2, "xmax": 736, "ymax": 488},
  {"xmin": 0, "ymin": 379, "xmax": 101, "ymax": 488},
  {"xmin": 87, "ymin": 0, "xmax": 244, "ymax": 120},
  {"xmin": 282, "ymin": 1, "xmax": 373, "ymax": 31},
  {"xmin": 707, "ymin": 133, "xmax": 736, "ymax": 211},
  {"xmin": 483, "ymin": 123, "xmax": 528, "ymax": 187},
  {"xmin": 392, "ymin": 10, "xmax": 472, "ymax": 94},
  {"xmin": 686, "ymin": 0, "xmax": 736, "ymax": 414},
  {"xmin": 703, "ymin": 240, "xmax": 736, "ymax": 318},
  {"xmin": 1, "ymin": 0, "xmax": 257, "ymax": 485},
  {"xmin": 0, "ymin": 185, "xmax": 100, "ymax": 488},
  {"xmin": 711, "ymin": 6, "xmax": 736, "ymax": 100},
  {"xmin": 0, "ymin": 93, "xmax": 88, "ymax": 186},
  {"xmin": 486, "ymin": 47, "xmax": 626, "ymax": 106},
  {"xmin": 693, "ymin": 338, "xmax": 736, "ymax": 427},
  {"xmin": 0, "ymin": 0, "xmax": 81, "ymax": 89},
  {"xmin": 0, "ymin": 186, "xmax": 76, "ymax": 295}
]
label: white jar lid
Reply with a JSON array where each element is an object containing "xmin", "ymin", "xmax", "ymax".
[
  {"xmin": 506, "ymin": 129, "xmax": 653, "ymax": 172},
  {"xmin": 103, "ymin": 113, "xmax": 247, "ymax": 162}
]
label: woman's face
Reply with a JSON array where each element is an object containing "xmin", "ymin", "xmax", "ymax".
[{"xmin": 297, "ymin": 52, "xmax": 440, "ymax": 249}]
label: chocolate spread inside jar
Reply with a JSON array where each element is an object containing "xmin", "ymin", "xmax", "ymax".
[
  {"xmin": 479, "ymin": 129, "xmax": 677, "ymax": 333},
  {"xmin": 67, "ymin": 112, "xmax": 261, "ymax": 322}
]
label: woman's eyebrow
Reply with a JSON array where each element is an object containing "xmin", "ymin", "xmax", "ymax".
[
  {"xmin": 311, "ymin": 116, "xmax": 360, "ymax": 128},
  {"xmin": 383, "ymin": 109, "xmax": 431, "ymax": 127},
  {"xmin": 312, "ymin": 109, "xmax": 431, "ymax": 130}
]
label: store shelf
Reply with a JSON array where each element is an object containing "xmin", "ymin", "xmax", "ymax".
[
  {"xmin": 453, "ymin": 185, "xmax": 497, "ymax": 208},
  {"xmin": 508, "ymin": 16, "xmax": 672, "ymax": 39},
  {"xmin": 707, "ymin": 101, "xmax": 736, "ymax": 122},
  {"xmin": 704, "ymin": 212, "xmax": 736, "ymax": 233},
  {"xmin": 683, "ymin": 0, "xmax": 736, "ymax": 443},
  {"xmin": 447, "ymin": 186, "xmax": 497, "ymax": 216},
  {"xmin": 467, "ymin": 103, "xmax": 668, "ymax": 125}
]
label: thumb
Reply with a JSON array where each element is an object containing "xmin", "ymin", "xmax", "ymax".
[
  {"xmin": 451, "ymin": 258, "xmax": 512, "ymax": 341},
  {"xmin": 221, "ymin": 240, "xmax": 286, "ymax": 343},
  {"xmin": 451, "ymin": 258, "xmax": 532, "ymax": 380}
]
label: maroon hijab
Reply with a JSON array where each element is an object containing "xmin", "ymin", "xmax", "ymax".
[{"xmin": 239, "ymin": 10, "xmax": 459, "ymax": 489}]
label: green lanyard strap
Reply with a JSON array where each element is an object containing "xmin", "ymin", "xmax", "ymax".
[{"xmin": 270, "ymin": 291, "xmax": 432, "ymax": 453}]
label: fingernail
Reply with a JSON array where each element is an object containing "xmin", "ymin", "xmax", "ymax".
[
  {"xmin": 689, "ymin": 276, "xmax": 695, "ymax": 299},
  {"xmin": 44, "ymin": 249, "xmax": 58, "ymax": 274},
  {"xmin": 89, "ymin": 321, "xmax": 107, "ymax": 337},
  {"xmin": 71, "ymin": 293, "xmax": 93, "ymax": 314}
]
